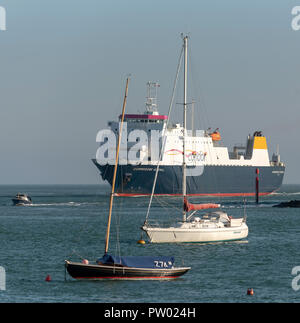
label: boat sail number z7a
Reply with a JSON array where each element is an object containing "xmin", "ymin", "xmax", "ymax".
[{"xmin": 142, "ymin": 36, "xmax": 248, "ymax": 244}]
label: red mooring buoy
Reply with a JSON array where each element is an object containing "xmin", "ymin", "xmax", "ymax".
[
  {"xmin": 247, "ymin": 288, "xmax": 254, "ymax": 295},
  {"xmin": 45, "ymin": 274, "xmax": 51, "ymax": 282}
]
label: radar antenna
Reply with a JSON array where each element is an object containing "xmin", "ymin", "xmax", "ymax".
[{"xmin": 145, "ymin": 82, "xmax": 160, "ymax": 114}]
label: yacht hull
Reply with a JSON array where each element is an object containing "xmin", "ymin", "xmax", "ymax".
[
  {"xmin": 65, "ymin": 261, "xmax": 190, "ymax": 280},
  {"xmin": 142, "ymin": 223, "xmax": 249, "ymax": 243}
]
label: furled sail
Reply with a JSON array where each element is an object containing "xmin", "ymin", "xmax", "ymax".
[
  {"xmin": 97, "ymin": 254, "xmax": 175, "ymax": 269},
  {"xmin": 184, "ymin": 198, "xmax": 220, "ymax": 212}
]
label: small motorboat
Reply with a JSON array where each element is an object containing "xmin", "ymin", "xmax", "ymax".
[{"xmin": 12, "ymin": 193, "xmax": 32, "ymax": 206}]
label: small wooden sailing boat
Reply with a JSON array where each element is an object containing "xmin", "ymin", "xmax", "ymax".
[
  {"xmin": 142, "ymin": 35, "xmax": 248, "ymax": 244},
  {"xmin": 65, "ymin": 78, "xmax": 190, "ymax": 280},
  {"xmin": 65, "ymin": 254, "xmax": 190, "ymax": 280}
]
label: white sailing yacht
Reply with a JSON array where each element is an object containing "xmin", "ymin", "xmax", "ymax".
[{"xmin": 141, "ymin": 35, "xmax": 248, "ymax": 243}]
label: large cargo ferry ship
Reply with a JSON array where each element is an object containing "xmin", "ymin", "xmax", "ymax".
[
  {"xmin": 93, "ymin": 85, "xmax": 285, "ymax": 196},
  {"xmin": 93, "ymin": 38, "xmax": 285, "ymax": 197}
]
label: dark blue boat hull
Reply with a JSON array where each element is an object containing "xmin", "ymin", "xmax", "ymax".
[
  {"xmin": 65, "ymin": 260, "xmax": 190, "ymax": 280},
  {"xmin": 92, "ymin": 159, "xmax": 285, "ymax": 196}
]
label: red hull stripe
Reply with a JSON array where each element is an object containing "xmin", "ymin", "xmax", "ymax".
[
  {"xmin": 74, "ymin": 276, "xmax": 178, "ymax": 280},
  {"xmin": 116, "ymin": 192, "xmax": 272, "ymax": 197}
]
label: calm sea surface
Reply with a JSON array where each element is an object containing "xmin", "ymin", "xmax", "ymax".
[{"xmin": 0, "ymin": 184, "xmax": 300, "ymax": 303}]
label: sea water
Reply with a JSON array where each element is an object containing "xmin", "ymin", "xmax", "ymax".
[{"xmin": 0, "ymin": 184, "xmax": 300, "ymax": 303}]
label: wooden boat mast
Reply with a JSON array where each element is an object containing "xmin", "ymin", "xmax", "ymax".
[{"xmin": 104, "ymin": 77, "xmax": 130, "ymax": 254}]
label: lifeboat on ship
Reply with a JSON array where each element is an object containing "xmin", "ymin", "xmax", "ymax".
[{"xmin": 209, "ymin": 128, "xmax": 221, "ymax": 141}]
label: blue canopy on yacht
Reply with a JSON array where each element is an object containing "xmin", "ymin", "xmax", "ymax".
[{"xmin": 97, "ymin": 254, "xmax": 175, "ymax": 269}]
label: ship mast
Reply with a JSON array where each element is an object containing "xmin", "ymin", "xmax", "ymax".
[{"xmin": 182, "ymin": 35, "xmax": 188, "ymax": 222}]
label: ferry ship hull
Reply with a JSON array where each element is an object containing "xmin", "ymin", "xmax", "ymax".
[{"xmin": 93, "ymin": 160, "xmax": 285, "ymax": 196}]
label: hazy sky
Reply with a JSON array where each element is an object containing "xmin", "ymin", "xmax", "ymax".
[{"xmin": 0, "ymin": 0, "xmax": 299, "ymax": 184}]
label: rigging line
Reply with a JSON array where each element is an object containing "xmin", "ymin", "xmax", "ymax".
[
  {"xmin": 188, "ymin": 41, "xmax": 210, "ymax": 133},
  {"xmin": 157, "ymin": 200, "xmax": 182, "ymax": 219},
  {"xmin": 188, "ymin": 41, "xmax": 221, "ymax": 202},
  {"xmin": 157, "ymin": 199, "xmax": 177, "ymax": 211},
  {"xmin": 68, "ymin": 209, "xmax": 103, "ymax": 259},
  {"xmin": 68, "ymin": 249, "xmax": 87, "ymax": 261},
  {"xmin": 150, "ymin": 198, "xmax": 181, "ymax": 225},
  {"xmin": 153, "ymin": 195, "xmax": 182, "ymax": 212},
  {"xmin": 144, "ymin": 44, "xmax": 184, "ymax": 223},
  {"xmin": 113, "ymin": 197, "xmax": 123, "ymax": 259}
]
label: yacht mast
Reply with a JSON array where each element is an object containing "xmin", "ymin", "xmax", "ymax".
[
  {"xmin": 104, "ymin": 77, "xmax": 129, "ymax": 254},
  {"xmin": 182, "ymin": 35, "xmax": 188, "ymax": 222}
]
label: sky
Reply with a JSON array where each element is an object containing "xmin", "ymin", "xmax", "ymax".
[{"xmin": 0, "ymin": 0, "xmax": 299, "ymax": 184}]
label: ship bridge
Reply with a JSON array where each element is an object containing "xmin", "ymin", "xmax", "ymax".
[
  {"xmin": 120, "ymin": 113, "xmax": 168, "ymax": 123},
  {"xmin": 119, "ymin": 81, "xmax": 167, "ymax": 123}
]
